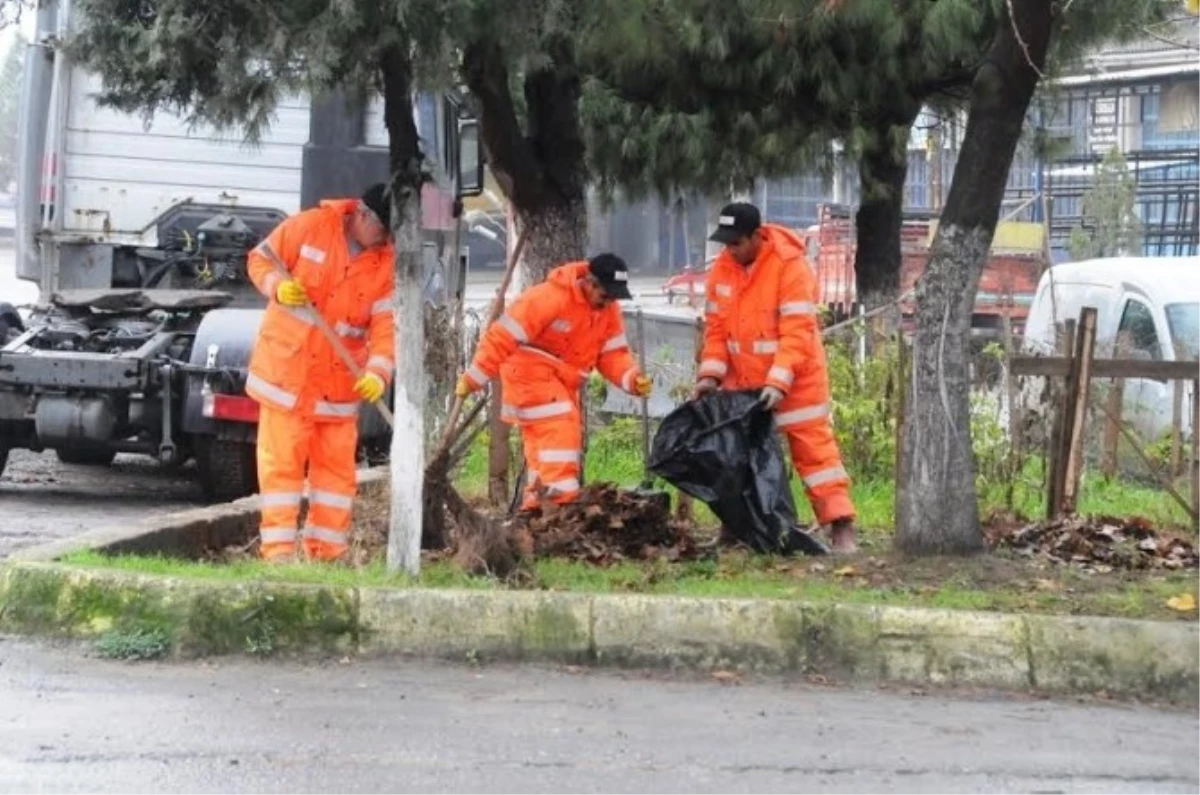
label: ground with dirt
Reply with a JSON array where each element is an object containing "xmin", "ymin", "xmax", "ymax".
[
  {"xmin": 0, "ymin": 450, "xmax": 203, "ymax": 559},
  {"xmin": 187, "ymin": 481, "xmax": 1200, "ymax": 622}
]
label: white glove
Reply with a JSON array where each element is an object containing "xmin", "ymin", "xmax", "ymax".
[{"xmin": 759, "ymin": 385, "xmax": 785, "ymax": 411}]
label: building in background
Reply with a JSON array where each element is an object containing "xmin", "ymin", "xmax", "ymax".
[{"xmin": 588, "ymin": 9, "xmax": 1198, "ymax": 275}]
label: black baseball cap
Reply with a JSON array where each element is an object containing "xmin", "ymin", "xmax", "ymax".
[
  {"xmin": 708, "ymin": 202, "xmax": 761, "ymax": 244},
  {"xmin": 588, "ymin": 253, "xmax": 633, "ymax": 300},
  {"xmin": 360, "ymin": 183, "xmax": 393, "ymax": 230}
]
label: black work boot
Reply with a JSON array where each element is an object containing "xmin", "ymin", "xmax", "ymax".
[{"xmin": 829, "ymin": 518, "xmax": 859, "ymax": 554}]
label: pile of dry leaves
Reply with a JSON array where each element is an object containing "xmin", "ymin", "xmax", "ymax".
[
  {"xmin": 987, "ymin": 515, "xmax": 1198, "ymax": 571},
  {"xmin": 522, "ymin": 483, "xmax": 700, "ymax": 565}
]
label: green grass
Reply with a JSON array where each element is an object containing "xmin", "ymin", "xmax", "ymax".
[
  {"xmin": 50, "ymin": 408, "xmax": 1195, "ymax": 624},
  {"xmin": 58, "ymin": 549, "xmax": 1198, "ymax": 622},
  {"xmin": 455, "ymin": 419, "xmax": 1195, "ymax": 532}
]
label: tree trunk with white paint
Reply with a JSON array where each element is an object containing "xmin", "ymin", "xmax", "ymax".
[
  {"xmin": 895, "ymin": 0, "xmax": 1054, "ymax": 555},
  {"xmin": 381, "ymin": 46, "xmax": 427, "ymax": 574}
]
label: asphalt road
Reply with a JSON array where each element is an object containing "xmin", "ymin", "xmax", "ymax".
[
  {"xmin": 0, "ymin": 450, "xmax": 204, "ymax": 559},
  {"xmin": 1, "ymin": 638, "xmax": 1196, "ymax": 794}
]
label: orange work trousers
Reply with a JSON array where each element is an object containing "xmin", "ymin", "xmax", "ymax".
[
  {"xmin": 256, "ymin": 405, "xmax": 358, "ymax": 561},
  {"xmin": 773, "ymin": 380, "xmax": 856, "ymax": 525},
  {"xmin": 517, "ymin": 411, "xmax": 583, "ymax": 511}
]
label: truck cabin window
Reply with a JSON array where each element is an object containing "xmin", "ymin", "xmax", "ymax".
[
  {"xmin": 1117, "ymin": 298, "xmax": 1161, "ymax": 361},
  {"xmin": 1165, "ymin": 302, "xmax": 1199, "ymax": 361}
]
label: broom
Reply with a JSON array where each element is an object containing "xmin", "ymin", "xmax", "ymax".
[{"xmin": 422, "ymin": 223, "xmax": 531, "ymax": 573}]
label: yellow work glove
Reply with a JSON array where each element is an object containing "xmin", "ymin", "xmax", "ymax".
[
  {"xmin": 354, "ymin": 372, "xmax": 386, "ymax": 403},
  {"xmin": 275, "ymin": 278, "xmax": 308, "ymax": 307},
  {"xmin": 633, "ymin": 374, "xmax": 653, "ymax": 398},
  {"xmin": 455, "ymin": 374, "xmax": 476, "ymax": 398}
]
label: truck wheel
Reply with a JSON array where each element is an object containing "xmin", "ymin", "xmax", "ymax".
[
  {"xmin": 55, "ymin": 447, "xmax": 118, "ymax": 466},
  {"xmin": 195, "ymin": 437, "xmax": 259, "ymax": 502}
]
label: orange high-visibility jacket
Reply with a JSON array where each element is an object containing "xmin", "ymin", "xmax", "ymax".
[
  {"xmin": 464, "ymin": 261, "xmax": 641, "ymax": 423},
  {"xmin": 245, "ymin": 200, "xmax": 396, "ymax": 421},
  {"xmin": 698, "ymin": 223, "xmax": 823, "ymax": 393}
]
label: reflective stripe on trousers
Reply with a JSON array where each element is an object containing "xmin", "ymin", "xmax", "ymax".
[
  {"xmin": 520, "ymin": 414, "xmax": 582, "ymax": 510},
  {"xmin": 257, "ymin": 405, "xmax": 358, "ymax": 561}
]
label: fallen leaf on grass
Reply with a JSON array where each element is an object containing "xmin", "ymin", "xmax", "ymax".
[
  {"xmin": 833, "ymin": 565, "xmax": 859, "ymax": 578},
  {"xmin": 1166, "ymin": 594, "xmax": 1197, "ymax": 612}
]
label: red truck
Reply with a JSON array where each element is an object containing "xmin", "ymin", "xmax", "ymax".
[{"xmin": 802, "ymin": 204, "xmax": 1046, "ymax": 338}]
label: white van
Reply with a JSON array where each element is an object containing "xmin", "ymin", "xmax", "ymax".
[{"xmin": 1022, "ymin": 256, "xmax": 1199, "ymax": 441}]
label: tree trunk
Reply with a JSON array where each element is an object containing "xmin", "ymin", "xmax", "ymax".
[
  {"xmin": 853, "ymin": 107, "xmax": 920, "ymax": 307},
  {"xmin": 462, "ymin": 32, "xmax": 588, "ymax": 502},
  {"xmin": 853, "ymin": 156, "xmax": 905, "ymax": 307},
  {"xmin": 895, "ymin": 0, "xmax": 1054, "ymax": 556},
  {"xmin": 381, "ymin": 46, "xmax": 427, "ymax": 574},
  {"xmin": 518, "ymin": 199, "xmax": 588, "ymax": 282}
]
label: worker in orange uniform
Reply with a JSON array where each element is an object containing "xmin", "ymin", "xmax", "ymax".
[
  {"xmin": 696, "ymin": 202, "xmax": 858, "ymax": 552},
  {"xmin": 455, "ymin": 255, "xmax": 653, "ymax": 511},
  {"xmin": 245, "ymin": 183, "xmax": 397, "ymax": 563}
]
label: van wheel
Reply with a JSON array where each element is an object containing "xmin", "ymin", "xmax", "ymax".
[{"xmin": 195, "ymin": 437, "xmax": 258, "ymax": 502}]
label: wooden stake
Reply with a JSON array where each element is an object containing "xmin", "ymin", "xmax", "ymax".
[
  {"xmin": 1100, "ymin": 333, "xmax": 1128, "ymax": 480},
  {"xmin": 1002, "ymin": 309, "xmax": 1020, "ymax": 511},
  {"xmin": 1046, "ymin": 320, "xmax": 1075, "ymax": 518},
  {"xmin": 1192, "ymin": 378, "xmax": 1199, "ymax": 516},
  {"xmin": 1171, "ymin": 346, "xmax": 1185, "ymax": 478},
  {"xmin": 1060, "ymin": 307, "xmax": 1098, "ymax": 515}
]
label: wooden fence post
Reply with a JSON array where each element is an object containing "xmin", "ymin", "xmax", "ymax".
[
  {"xmin": 1101, "ymin": 332, "xmax": 1129, "ymax": 479},
  {"xmin": 1172, "ymin": 381, "xmax": 1184, "ymax": 478},
  {"xmin": 1046, "ymin": 319, "xmax": 1076, "ymax": 518},
  {"xmin": 1060, "ymin": 307, "xmax": 1098, "ymax": 515},
  {"xmin": 1193, "ymin": 378, "xmax": 1199, "ymax": 515},
  {"xmin": 1002, "ymin": 310, "xmax": 1020, "ymax": 511}
]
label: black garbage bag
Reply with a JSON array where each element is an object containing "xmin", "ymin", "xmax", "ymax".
[{"xmin": 648, "ymin": 389, "xmax": 829, "ymax": 556}]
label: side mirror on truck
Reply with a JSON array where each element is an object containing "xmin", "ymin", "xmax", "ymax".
[{"xmin": 456, "ymin": 117, "xmax": 484, "ymax": 199}]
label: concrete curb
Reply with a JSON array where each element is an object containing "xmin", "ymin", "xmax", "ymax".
[{"xmin": 1, "ymin": 561, "xmax": 1195, "ymax": 703}]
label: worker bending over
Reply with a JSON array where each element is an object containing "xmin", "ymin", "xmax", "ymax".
[
  {"xmin": 457, "ymin": 254, "xmax": 652, "ymax": 511},
  {"xmin": 245, "ymin": 183, "xmax": 396, "ymax": 562},
  {"xmin": 697, "ymin": 202, "xmax": 858, "ymax": 552}
]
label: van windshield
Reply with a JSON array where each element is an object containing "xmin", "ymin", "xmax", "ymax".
[{"xmin": 1166, "ymin": 302, "xmax": 1199, "ymax": 359}]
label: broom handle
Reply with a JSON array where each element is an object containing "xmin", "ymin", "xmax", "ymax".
[
  {"xmin": 431, "ymin": 221, "xmax": 531, "ymax": 462},
  {"xmin": 259, "ymin": 244, "xmax": 394, "ymax": 427}
]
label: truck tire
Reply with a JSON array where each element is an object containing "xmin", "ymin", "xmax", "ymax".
[
  {"xmin": 195, "ymin": 436, "xmax": 259, "ymax": 502},
  {"xmin": 55, "ymin": 447, "xmax": 118, "ymax": 466}
]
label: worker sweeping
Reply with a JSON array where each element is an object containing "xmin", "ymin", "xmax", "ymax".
[
  {"xmin": 696, "ymin": 202, "xmax": 859, "ymax": 553},
  {"xmin": 245, "ymin": 183, "xmax": 396, "ymax": 563},
  {"xmin": 456, "ymin": 254, "xmax": 653, "ymax": 511}
]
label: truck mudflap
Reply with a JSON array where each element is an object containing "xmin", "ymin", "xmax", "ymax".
[{"xmin": 182, "ymin": 307, "xmax": 265, "ymax": 443}]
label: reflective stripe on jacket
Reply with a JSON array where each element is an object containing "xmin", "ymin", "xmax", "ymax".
[
  {"xmin": 465, "ymin": 261, "xmax": 640, "ymax": 419},
  {"xmin": 245, "ymin": 200, "xmax": 396, "ymax": 419},
  {"xmin": 699, "ymin": 224, "xmax": 824, "ymax": 393}
]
